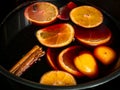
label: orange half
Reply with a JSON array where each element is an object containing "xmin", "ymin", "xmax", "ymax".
[{"xmin": 74, "ymin": 51, "xmax": 98, "ymax": 78}]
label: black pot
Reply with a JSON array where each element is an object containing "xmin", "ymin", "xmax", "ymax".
[{"xmin": 0, "ymin": 0, "xmax": 120, "ymax": 90}]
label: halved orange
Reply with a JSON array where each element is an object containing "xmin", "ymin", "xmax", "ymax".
[
  {"xmin": 74, "ymin": 24, "xmax": 112, "ymax": 46},
  {"xmin": 40, "ymin": 70, "xmax": 77, "ymax": 86},
  {"xmin": 70, "ymin": 5, "xmax": 103, "ymax": 28},
  {"xmin": 74, "ymin": 51, "xmax": 98, "ymax": 78},
  {"xmin": 58, "ymin": 46, "xmax": 84, "ymax": 77},
  {"xmin": 24, "ymin": 2, "xmax": 58, "ymax": 25},
  {"xmin": 36, "ymin": 23, "xmax": 75, "ymax": 48}
]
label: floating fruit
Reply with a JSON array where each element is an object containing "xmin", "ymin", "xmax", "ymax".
[
  {"xmin": 94, "ymin": 45, "xmax": 116, "ymax": 65},
  {"xmin": 36, "ymin": 23, "xmax": 75, "ymax": 48},
  {"xmin": 58, "ymin": 46, "xmax": 84, "ymax": 77},
  {"xmin": 57, "ymin": 1, "xmax": 77, "ymax": 20},
  {"xmin": 40, "ymin": 70, "xmax": 77, "ymax": 86},
  {"xmin": 70, "ymin": 5, "xmax": 103, "ymax": 28},
  {"xmin": 74, "ymin": 51, "xmax": 98, "ymax": 78},
  {"xmin": 24, "ymin": 2, "xmax": 58, "ymax": 25},
  {"xmin": 46, "ymin": 48, "xmax": 61, "ymax": 70},
  {"xmin": 74, "ymin": 24, "xmax": 112, "ymax": 46}
]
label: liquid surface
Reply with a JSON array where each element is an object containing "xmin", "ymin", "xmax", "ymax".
[{"xmin": 0, "ymin": 1, "xmax": 120, "ymax": 84}]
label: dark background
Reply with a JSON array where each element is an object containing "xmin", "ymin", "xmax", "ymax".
[{"xmin": 0, "ymin": 0, "xmax": 120, "ymax": 90}]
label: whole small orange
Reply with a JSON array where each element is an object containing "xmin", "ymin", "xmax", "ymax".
[{"xmin": 94, "ymin": 45, "xmax": 116, "ymax": 65}]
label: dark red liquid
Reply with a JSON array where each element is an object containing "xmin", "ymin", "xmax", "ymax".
[{"xmin": 0, "ymin": 1, "xmax": 120, "ymax": 84}]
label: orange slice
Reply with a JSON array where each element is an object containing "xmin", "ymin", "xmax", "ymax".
[
  {"xmin": 70, "ymin": 5, "xmax": 103, "ymax": 28},
  {"xmin": 36, "ymin": 23, "xmax": 75, "ymax": 48},
  {"xmin": 94, "ymin": 45, "xmax": 116, "ymax": 65},
  {"xmin": 24, "ymin": 2, "xmax": 58, "ymax": 25},
  {"xmin": 40, "ymin": 70, "xmax": 77, "ymax": 86},
  {"xmin": 74, "ymin": 24, "xmax": 112, "ymax": 46},
  {"xmin": 74, "ymin": 51, "xmax": 98, "ymax": 78},
  {"xmin": 57, "ymin": 1, "xmax": 77, "ymax": 20},
  {"xmin": 46, "ymin": 48, "xmax": 61, "ymax": 70},
  {"xmin": 58, "ymin": 46, "xmax": 84, "ymax": 77}
]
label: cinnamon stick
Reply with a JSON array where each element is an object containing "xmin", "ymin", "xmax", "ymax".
[{"xmin": 9, "ymin": 45, "xmax": 45, "ymax": 76}]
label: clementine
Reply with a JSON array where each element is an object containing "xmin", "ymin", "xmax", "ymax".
[{"xmin": 94, "ymin": 45, "xmax": 116, "ymax": 65}]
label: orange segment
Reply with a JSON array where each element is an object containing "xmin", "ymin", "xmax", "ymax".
[
  {"xmin": 58, "ymin": 46, "xmax": 84, "ymax": 77},
  {"xmin": 24, "ymin": 2, "xmax": 58, "ymax": 25},
  {"xmin": 40, "ymin": 70, "xmax": 77, "ymax": 86},
  {"xmin": 74, "ymin": 51, "xmax": 98, "ymax": 78},
  {"xmin": 70, "ymin": 5, "xmax": 103, "ymax": 28},
  {"xmin": 36, "ymin": 23, "xmax": 75, "ymax": 48}
]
